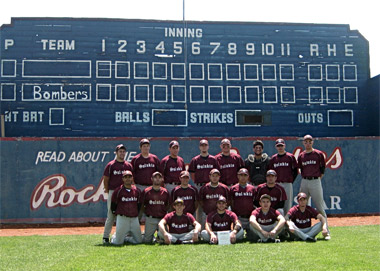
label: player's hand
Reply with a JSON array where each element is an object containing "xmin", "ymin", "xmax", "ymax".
[
  {"xmin": 288, "ymin": 226, "xmax": 295, "ymax": 233},
  {"xmin": 230, "ymin": 231, "xmax": 237, "ymax": 243},
  {"xmin": 322, "ymin": 227, "xmax": 328, "ymax": 237},
  {"xmin": 269, "ymin": 230, "xmax": 277, "ymax": 238},
  {"xmin": 192, "ymin": 232, "xmax": 199, "ymax": 242},
  {"xmin": 164, "ymin": 233, "xmax": 171, "ymax": 244},
  {"xmin": 103, "ymin": 188, "xmax": 109, "ymax": 194},
  {"xmin": 210, "ymin": 233, "xmax": 218, "ymax": 244},
  {"xmin": 261, "ymin": 229, "xmax": 269, "ymax": 238}
]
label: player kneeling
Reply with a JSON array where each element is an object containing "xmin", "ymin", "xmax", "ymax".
[
  {"xmin": 249, "ymin": 194, "xmax": 286, "ymax": 243},
  {"xmin": 285, "ymin": 192, "xmax": 329, "ymax": 242},
  {"xmin": 110, "ymin": 171, "xmax": 142, "ymax": 245},
  {"xmin": 201, "ymin": 196, "xmax": 243, "ymax": 244},
  {"xmin": 158, "ymin": 198, "xmax": 201, "ymax": 244}
]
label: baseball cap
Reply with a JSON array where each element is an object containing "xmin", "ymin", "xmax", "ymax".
[
  {"xmin": 173, "ymin": 198, "xmax": 185, "ymax": 205},
  {"xmin": 266, "ymin": 170, "xmax": 277, "ymax": 176},
  {"xmin": 260, "ymin": 194, "xmax": 271, "ymax": 201},
  {"xmin": 180, "ymin": 171, "xmax": 190, "ymax": 178},
  {"xmin": 209, "ymin": 168, "xmax": 221, "ymax": 175},
  {"xmin": 237, "ymin": 168, "xmax": 249, "ymax": 175},
  {"xmin": 115, "ymin": 144, "xmax": 126, "ymax": 151},
  {"xmin": 303, "ymin": 134, "xmax": 313, "ymax": 141},
  {"xmin": 139, "ymin": 138, "xmax": 150, "ymax": 147},
  {"xmin": 253, "ymin": 140, "xmax": 264, "ymax": 148},
  {"xmin": 275, "ymin": 138, "xmax": 285, "ymax": 146},
  {"xmin": 199, "ymin": 139, "xmax": 209, "ymax": 145},
  {"xmin": 217, "ymin": 196, "xmax": 227, "ymax": 203},
  {"xmin": 297, "ymin": 192, "xmax": 308, "ymax": 200},
  {"xmin": 220, "ymin": 138, "xmax": 231, "ymax": 145},
  {"xmin": 152, "ymin": 171, "xmax": 163, "ymax": 178},
  {"xmin": 122, "ymin": 170, "xmax": 133, "ymax": 177},
  {"xmin": 169, "ymin": 140, "xmax": 179, "ymax": 148}
]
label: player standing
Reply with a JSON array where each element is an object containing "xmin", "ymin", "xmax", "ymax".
[
  {"xmin": 268, "ymin": 138, "xmax": 298, "ymax": 215},
  {"xmin": 171, "ymin": 171, "xmax": 198, "ymax": 215},
  {"xmin": 110, "ymin": 170, "xmax": 142, "ymax": 245},
  {"xmin": 131, "ymin": 138, "xmax": 160, "ymax": 192},
  {"xmin": 245, "ymin": 140, "xmax": 271, "ymax": 186},
  {"xmin": 102, "ymin": 144, "xmax": 133, "ymax": 244},
  {"xmin": 297, "ymin": 134, "xmax": 330, "ymax": 240},
  {"xmin": 229, "ymin": 168, "xmax": 256, "ymax": 239},
  {"xmin": 160, "ymin": 140, "xmax": 186, "ymax": 194},
  {"xmin": 215, "ymin": 138, "xmax": 244, "ymax": 187},
  {"xmin": 140, "ymin": 171, "xmax": 170, "ymax": 243}
]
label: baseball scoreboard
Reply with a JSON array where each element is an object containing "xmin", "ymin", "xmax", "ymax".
[{"xmin": 0, "ymin": 18, "xmax": 377, "ymax": 137}]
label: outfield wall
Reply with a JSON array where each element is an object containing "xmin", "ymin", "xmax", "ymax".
[{"xmin": 0, "ymin": 137, "xmax": 379, "ymax": 224}]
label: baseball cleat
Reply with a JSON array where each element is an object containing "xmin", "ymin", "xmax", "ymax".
[
  {"xmin": 306, "ymin": 237, "xmax": 316, "ymax": 242},
  {"xmin": 102, "ymin": 237, "xmax": 110, "ymax": 244},
  {"xmin": 274, "ymin": 239, "xmax": 281, "ymax": 243},
  {"xmin": 324, "ymin": 234, "xmax": 331, "ymax": 240}
]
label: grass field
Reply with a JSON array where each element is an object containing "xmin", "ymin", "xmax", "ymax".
[{"xmin": 1, "ymin": 225, "xmax": 379, "ymax": 271}]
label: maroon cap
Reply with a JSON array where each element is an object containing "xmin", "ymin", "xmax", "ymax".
[
  {"xmin": 115, "ymin": 144, "xmax": 126, "ymax": 151},
  {"xmin": 266, "ymin": 170, "xmax": 277, "ymax": 176},
  {"xmin": 140, "ymin": 138, "xmax": 150, "ymax": 147},
  {"xmin": 238, "ymin": 168, "xmax": 249, "ymax": 175},
  {"xmin": 209, "ymin": 168, "xmax": 221, "ymax": 175},
  {"xmin": 173, "ymin": 198, "xmax": 185, "ymax": 205},
  {"xmin": 152, "ymin": 171, "xmax": 163, "ymax": 178},
  {"xmin": 253, "ymin": 140, "xmax": 264, "ymax": 148},
  {"xmin": 297, "ymin": 192, "xmax": 308, "ymax": 200},
  {"xmin": 217, "ymin": 196, "xmax": 227, "ymax": 203},
  {"xmin": 122, "ymin": 170, "xmax": 133, "ymax": 177},
  {"xmin": 169, "ymin": 140, "xmax": 179, "ymax": 148},
  {"xmin": 275, "ymin": 138, "xmax": 285, "ymax": 146},
  {"xmin": 180, "ymin": 171, "xmax": 190, "ymax": 178},
  {"xmin": 303, "ymin": 134, "xmax": 313, "ymax": 141},
  {"xmin": 199, "ymin": 139, "xmax": 209, "ymax": 145},
  {"xmin": 220, "ymin": 138, "xmax": 231, "ymax": 145},
  {"xmin": 260, "ymin": 194, "xmax": 271, "ymax": 201}
]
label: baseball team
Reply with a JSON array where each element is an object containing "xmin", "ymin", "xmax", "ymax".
[{"xmin": 102, "ymin": 135, "xmax": 330, "ymax": 245}]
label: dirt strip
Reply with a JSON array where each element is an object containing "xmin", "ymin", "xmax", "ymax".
[{"xmin": 0, "ymin": 215, "xmax": 379, "ymax": 237}]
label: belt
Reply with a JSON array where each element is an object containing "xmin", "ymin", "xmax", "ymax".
[
  {"xmin": 304, "ymin": 177, "xmax": 319, "ymax": 180},
  {"xmin": 147, "ymin": 215, "xmax": 163, "ymax": 219}
]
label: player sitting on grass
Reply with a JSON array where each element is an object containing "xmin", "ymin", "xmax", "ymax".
[
  {"xmin": 158, "ymin": 198, "xmax": 201, "ymax": 244},
  {"xmin": 249, "ymin": 194, "xmax": 286, "ymax": 243},
  {"xmin": 285, "ymin": 192, "xmax": 329, "ymax": 242}
]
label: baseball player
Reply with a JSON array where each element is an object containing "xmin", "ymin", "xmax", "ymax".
[
  {"xmin": 268, "ymin": 138, "xmax": 298, "ymax": 215},
  {"xmin": 110, "ymin": 170, "xmax": 142, "ymax": 245},
  {"xmin": 297, "ymin": 134, "xmax": 330, "ymax": 240},
  {"xmin": 215, "ymin": 138, "xmax": 244, "ymax": 186},
  {"xmin": 188, "ymin": 139, "xmax": 219, "ymax": 190},
  {"xmin": 249, "ymin": 194, "xmax": 286, "ymax": 243},
  {"xmin": 201, "ymin": 196, "xmax": 243, "ymax": 244},
  {"xmin": 285, "ymin": 192, "xmax": 329, "ymax": 242},
  {"xmin": 140, "ymin": 171, "xmax": 170, "ymax": 243},
  {"xmin": 198, "ymin": 169, "xmax": 230, "ymax": 228},
  {"xmin": 158, "ymin": 198, "xmax": 201, "ymax": 244},
  {"xmin": 131, "ymin": 138, "xmax": 160, "ymax": 192},
  {"xmin": 245, "ymin": 140, "xmax": 271, "ymax": 186},
  {"xmin": 171, "ymin": 171, "xmax": 198, "ymax": 215},
  {"xmin": 160, "ymin": 140, "xmax": 186, "ymax": 194},
  {"xmin": 229, "ymin": 168, "xmax": 256, "ymax": 239},
  {"xmin": 254, "ymin": 170, "xmax": 287, "ymax": 215},
  {"xmin": 102, "ymin": 144, "xmax": 133, "ymax": 244}
]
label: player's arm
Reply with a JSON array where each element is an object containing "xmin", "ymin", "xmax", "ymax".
[
  {"xmin": 249, "ymin": 215, "xmax": 265, "ymax": 234},
  {"xmin": 230, "ymin": 219, "xmax": 242, "ymax": 243},
  {"xmin": 205, "ymin": 221, "xmax": 217, "ymax": 243},
  {"xmin": 192, "ymin": 220, "xmax": 201, "ymax": 242},
  {"xmin": 158, "ymin": 218, "xmax": 171, "ymax": 244},
  {"xmin": 190, "ymin": 172, "xmax": 196, "ymax": 183},
  {"xmin": 270, "ymin": 214, "xmax": 286, "ymax": 238},
  {"xmin": 103, "ymin": 176, "xmax": 110, "ymax": 193},
  {"xmin": 110, "ymin": 187, "xmax": 119, "ymax": 214},
  {"xmin": 316, "ymin": 213, "xmax": 328, "ymax": 236}
]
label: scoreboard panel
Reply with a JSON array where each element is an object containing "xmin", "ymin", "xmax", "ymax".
[{"xmin": 0, "ymin": 18, "xmax": 374, "ymax": 137}]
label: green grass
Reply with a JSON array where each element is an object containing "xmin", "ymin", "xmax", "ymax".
[{"xmin": 1, "ymin": 225, "xmax": 379, "ymax": 271}]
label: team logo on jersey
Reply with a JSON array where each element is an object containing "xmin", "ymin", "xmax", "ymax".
[
  {"xmin": 205, "ymin": 194, "xmax": 221, "ymax": 199},
  {"xmin": 149, "ymin": 200, "xmax": 165, "ymax": 205},
  {"xmin": 197, "ymin": 164, "xmax": 214, "ymax": 169},
  {"xmin": 171, "ymin": 223, "xmax": 188, "ymax": 229},
  {"xmin": 301, "ymin": 160, "xmax": 317, "ymax": 166},
  {"xmin": 181, "ymin": 195, "xmax": 193, "ymax": 200},
  {"xmin": 139, "ymin": 163, "xmax": 155, "ymax": 169},
  {"xmin": 113, "ymin": 170, "xmax": 124, "ymax": 175},
  {"xmin": 220, "ymin": 164, "xmax": 235, "ymax": 169},
  {"xmin": 169, "ymin": 167, "xmax": 183, "ymax": 172},
  {"xmin": 273, "ymin": 162, "xmax": 289, "ymax": 168},
  {"xmin": 214, "ymin": 221, "xmax": 228, "ymax": 228},
  {"xmin": 258, "ymin": 218, "xmax": 274, "ymax": 224},
  {"xmin": 122, "ymin": 197, "xmax": 137, "ymax": 202},
  {"xmin": 296, "ymin": 218, "xmax": 311, "ymax": 224},
  {"xmin": 235, "ymin": 192, "xmax": 253, "ymax": 197}
]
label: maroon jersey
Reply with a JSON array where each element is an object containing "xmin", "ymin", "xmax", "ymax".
[
  {"xmin": 163, "ymin": 211, "xmax": 196, "ymax": 234},
  {"xmin": 215, "ymin": 153, "xmax": 244, "ymax": 186},
  {"xmin": 297, "ymin": 149, "xmax": 326, "ymax": 178},
  {"xmin": 229, "ymin": 183, "xmax": 256, "ymax": 217},
  {"xmin": 111, "ymin": 185, "xmax": 141, "ymax": 217},
  {"xmin": 171, "ymin": 185, "xmax": 198, "ymax": 214},
  {"xmin": 188, "ymin": 155, "xmax": 219, "ymax": 184},
  {"xmin": 268, "ymin": 152, "xmax": 298, "ymax": 183},
  {"xmin": 160, "ymin": 155, "xmax": 186, "ymax": 184},
  {"xmin": 251, "ymin": 207, "xmax": 281, "ymax": 226},
  {"xmin": 255, "ymin": 183, "xmax": 287, "ymax": 209},
  {"xmin": 199, "ymin": 183, "xmax": 230, "ymax": 214},
  {"xmin": 131, "ymin": 153, "xmax": 160, "ymax": 185},
  {"xmin": 141, "ymin": 186, "xmax": 170, "ymax": 218},
  {"xmin": 103, "ymin": 160, "xmax": 133, "ymax": 190},
  {"xmin": 207, "ymin": 210, "xmax": 238, "ymax": 232},
  {"xmin": 287, "ymin": 205, "xmax": 320, "ymax": 229}
]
